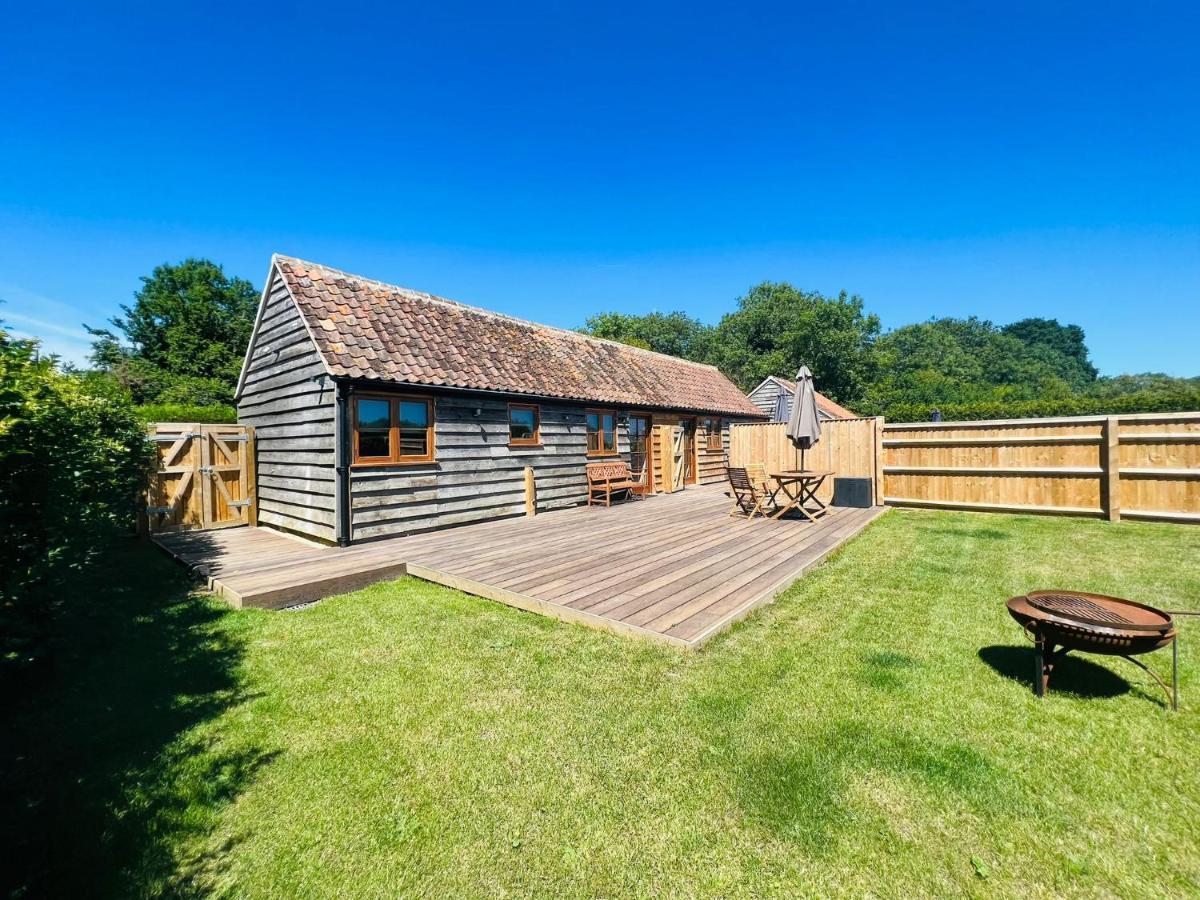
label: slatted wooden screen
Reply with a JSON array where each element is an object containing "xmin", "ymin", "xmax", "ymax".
[
  {"xmin": 654, "ymin": 424, "xmax": 684, "ymax": 493},
  {"xmin": 145, "ymin": 423, "xmax": 257, "ymax": 533},
  {"xmin": 881, "ymin": 412, "xmax": 1200, "ymax": 523},
  {"xmin": 728, "ymin": 417, "xmax": 883, "ymax": 504}
]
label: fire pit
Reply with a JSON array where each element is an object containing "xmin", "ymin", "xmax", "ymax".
[{"xmin": 1006, "ymin": 590, "xmax": 1177, "ymax": 707}]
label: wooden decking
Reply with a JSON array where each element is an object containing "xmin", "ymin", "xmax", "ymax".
[{"xmin": 154, "ymin": 486, "xmax": 887, "ymax": 649}]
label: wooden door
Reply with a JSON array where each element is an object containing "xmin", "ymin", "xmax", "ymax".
[
  {"xmin": 145, "ymin": 423, "xmax": 256, "ymax": 533},
  {"xmin": 671, "ymin": 426, "xmax": 687, "ymax": 491},
  {"xmin": 628, "ymin": 414, "xmax": 653, "ymax": 493},
  {"xmin": 677, "ymin": 417, "xmax": 698, "ymax": 484}
]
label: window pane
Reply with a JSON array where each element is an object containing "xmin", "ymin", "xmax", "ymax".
[
  {"xmin": 357, "ymin": 398, "xmax": 391, "ymax": 429},
  {"xmin": 510, "ymin": 407, "xmax": 536, "ymax": 440},
  {"xmin": 602, "ymin": 414, "xmax": 616, "ymax": 451},
  {"xmin": 359, "ymin": 430, "xmax": 390, "ymax": 458},
  {"xmin": 399, "ymin": 400, "xmax": 428, "ymax": 429},
  {"xmin": 399, "ymin": 427, "xmax": 428, "ymax": 457}
]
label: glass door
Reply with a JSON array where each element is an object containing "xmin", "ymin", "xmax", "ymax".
[{"xmin": 628, "ymin": 414, "xmax": 652, "ymax": 491}]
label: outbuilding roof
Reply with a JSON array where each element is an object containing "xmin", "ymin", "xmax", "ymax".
[
  {"xmin": 759, "ymin": 375, "xmax": 859, "ymax": 419},
  {"xmin": 266, "ymin": 255, "xmax": 765, "ymax": 417}
]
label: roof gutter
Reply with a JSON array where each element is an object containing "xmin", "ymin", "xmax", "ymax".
[{"xmin": 334, "ymin": 378, "xmax": 353, "ymax": 547}]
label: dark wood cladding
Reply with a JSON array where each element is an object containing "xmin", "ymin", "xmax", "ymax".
[
  {"xmin": 237, "ymin": 270, "xmax": 337, "ymax": 542},
  {"xmin": 238, "ymin": 272, "xmax": 747, "ymax": 545}
]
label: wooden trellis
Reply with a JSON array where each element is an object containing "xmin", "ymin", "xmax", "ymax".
[{"xmin": 144, "ymin": 423, "xmax": 257, "ymax": 533}]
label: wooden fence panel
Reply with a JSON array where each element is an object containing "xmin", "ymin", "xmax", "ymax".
[
  {"xmin": 146, "ymin": 423, "xmax": 257, "ymax": 533},
  {"xmin": 729, "ymin": 418, "xmax": 882, "ymax": 504},
  {"xmin": 881, "ymin": 411, "xmax": 1200, "ymax": 523}
]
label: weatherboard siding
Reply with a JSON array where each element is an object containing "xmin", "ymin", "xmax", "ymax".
[
  {"xmin": 237, "ymin": 271, "xmax": 338, "ymax": 542},
  {"xmin": 748, "ymin": 379, "xmax": 785, "ymax": 418},
  {"xmin": 348, "ymin": 393, "xmax": 632, "ymax": 541}
]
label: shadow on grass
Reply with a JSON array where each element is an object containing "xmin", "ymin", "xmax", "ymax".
[
  {"xmin": 978, "ymin": 645, "xmax": 1130, "ymax": 699},
  {"xmin": 1, "ymin": 534, "xmax": 274, "ymax": 897}
]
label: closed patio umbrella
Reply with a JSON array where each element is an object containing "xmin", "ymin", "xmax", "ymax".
[
  {"xmin": 771, "ymin": 389, "xmax": 789, "ymax": 423},
  {"xmin": 786, "ymin": 365, "xmax": 822, "ymax": 470}
]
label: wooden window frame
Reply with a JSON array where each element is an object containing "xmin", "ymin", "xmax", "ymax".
[
  {"xmin": 705, "ymin": 417, "xmax": 723, "ymax": 452},
  {"xmin": 352, "ymin": 391, "xmax": 436, "ymax": 467},
  {"xmin": 585, "ymin": 408, "xmax": 619, "ymax": 457},
  {"xmin": 508, "ymin": 402, "xmax": 542, "ymax": 448}
]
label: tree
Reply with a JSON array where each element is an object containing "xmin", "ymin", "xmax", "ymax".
[
  {"xmin": 579, "ymin": 311, "xmax": 714, "ymax": 359},
  {"xmin": 87, "ymin": 259, "xmax": 258, "ymax": 405},
  {"xmin": 709, "ymin": 283, "xmax": 881, "ymax": 403},
  {"xmin": 859, "ymin": 316, "xmax": 1090, "ymax": 417},
  {"xmin": 1003, "ymin": 316, "xmax": 1099, "ymax": 388}
]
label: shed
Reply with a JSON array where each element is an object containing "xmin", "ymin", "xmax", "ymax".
[
  {"xmin": 747, "ymin": 375, "xmax": 857, "ymax": 423},
  {"xmin": 236, "ymin": 255, "xmax": 767, "ymax": 545}
]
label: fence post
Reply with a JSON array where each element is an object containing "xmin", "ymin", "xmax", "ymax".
[
  {"xmin": 874, "ymin": 416, "xmax": 886, "ymax": 507},
  {"xmin": 1101, "ymin": 416, "xmax": 1121, "ymax": 522},
  {"xmin": 245, "ymin": 425, "xmax": 258, "ymax": 527},
  {"xmin": 524, "ymin": 466, "xmax": 536, "ymax": 516}
]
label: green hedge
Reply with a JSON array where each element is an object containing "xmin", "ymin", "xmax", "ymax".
[
  {"xmin": 134, "ymin": 403, "xmax": 237, "ymax": 425},
  {"xmin": 2, "ymin": 331, "xmax": 152, "ymax": 676},
  {"xmin": 880, "ymin": 388, "xmax": 1200, "ymax": 423}
]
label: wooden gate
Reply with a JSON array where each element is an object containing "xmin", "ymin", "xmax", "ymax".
[{"xmin": 145, "ymin": 423, "xmax": 257, "ymax": 533}]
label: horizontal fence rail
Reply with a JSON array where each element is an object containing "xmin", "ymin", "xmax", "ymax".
[{"xmin": 881, "ymin": 411, "xmax": 1200, "ymax": 524}]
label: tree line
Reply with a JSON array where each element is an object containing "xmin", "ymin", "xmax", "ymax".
[
  {"xmin": 580, "ymin": 284, "xmax": 1199, "ymax": 421},
  {"xmin": 61, "ymin": 257, "xmax": 1200, "ymax": 424}
]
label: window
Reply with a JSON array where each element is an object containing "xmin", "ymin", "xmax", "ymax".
[
  {"xmin": 508, "ymin": 403, "xmax": 541, "ymax": 447},
  {"xmin": 353, "ymin": 393, "xmax": 434, "ymax": 465},
  {"xmin": 586, "ymin": 409, "xmax": 617, "ymax": 456},
  {"xmin": 705, "ymin": 418, "xmax": 723, "ymax": 451}
]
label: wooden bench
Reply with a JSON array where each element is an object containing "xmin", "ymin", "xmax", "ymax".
[{"xmin": 586, "ymin": 460, "xmax": 644, "ymax": 507}]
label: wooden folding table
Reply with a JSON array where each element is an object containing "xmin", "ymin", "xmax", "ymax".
[{"xmin": 768, "ymin": 469, "xmax": 833, "ymax": 522}]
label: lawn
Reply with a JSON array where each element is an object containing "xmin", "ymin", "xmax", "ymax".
[{"xmin": 4, "ymin": 509, "xmax": 1199, "ymax": 897}]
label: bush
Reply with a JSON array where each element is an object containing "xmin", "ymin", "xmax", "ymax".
[
  {"xmin": 134, "ymin": 403, "xmax": 237, "ymax": 425},
  {"xmin": 878, "ymin": 387, "xmax": 1200, "ymax": 423},
  {"xmin": 1, "ymin": 328, "xmax": 152, "ymax": 676}
]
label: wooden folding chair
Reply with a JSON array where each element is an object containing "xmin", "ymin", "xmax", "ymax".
[{"xmin": 728, "ymin": 467, "xmax": 775, "ymax": 519}]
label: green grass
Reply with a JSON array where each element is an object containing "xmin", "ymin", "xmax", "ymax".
[{"xmin": 5, "ymin": 510, "xmax": 1200, "ymax": 897}]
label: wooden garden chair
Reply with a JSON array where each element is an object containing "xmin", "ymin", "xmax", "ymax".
[{"xmin": 727, "ymin": 466, "xmax": 777, "ymax": 519}]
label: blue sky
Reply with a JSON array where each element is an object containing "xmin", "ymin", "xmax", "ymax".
[{"xmin": 1, "ymin": 1, "xmax": 1197, "ymax": 375}]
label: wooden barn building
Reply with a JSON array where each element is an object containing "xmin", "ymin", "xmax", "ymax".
[
  {"xmin": 235, "ymin": 256, "xmax": 766, "ymax": 545},
  {"xmin": 746, "ymin": 374, "xmax": 857, "ymax": 423}
]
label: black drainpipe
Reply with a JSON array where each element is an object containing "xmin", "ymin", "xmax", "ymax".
[{"xmin": 335, "ymin": 379, "xmax": 353, "ymax": 547}]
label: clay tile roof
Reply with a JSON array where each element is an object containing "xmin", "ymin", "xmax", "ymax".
[
  {"xmin": 769, "ymin": 376, "xmax": 858, "ymax": 419},
  {"xmin": 273, "ymin": 255, "xmax": 766, "ymax": 418}
]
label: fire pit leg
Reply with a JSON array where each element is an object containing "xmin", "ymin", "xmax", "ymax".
[
  {"xmin": 1173, "ymin": 638, "xmax": 1179, "ymax": 712},
  {"xmin": 1033, "ymin": 639, "xmax": 1045, "ymax": 698},
  {"xmin": 1119, "ymin": 654, "xmax": 1176, "ymax": 710}
]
